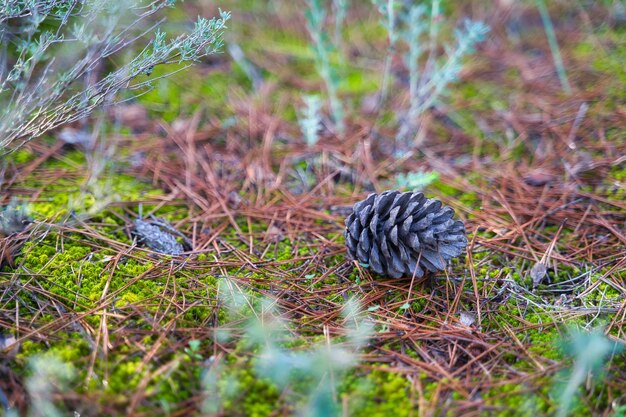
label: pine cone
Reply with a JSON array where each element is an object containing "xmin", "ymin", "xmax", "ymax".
[{"xmin": 344, "ymin": 191, "xmax": 467, "ymax": 278}]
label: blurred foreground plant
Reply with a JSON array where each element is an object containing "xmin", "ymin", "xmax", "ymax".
[
  {"xmin": 201, "ymin": 278, "xmax": 373, "ymax": 416},
  {"xmin": 299, "ymin": 0, "xmax": 487, "ymax": 144},
  {"xmin": 395, "ymin": 169, "xmax": 440, "ymax": 191},
  {"xmin": 25, "ymin": 356, "xmax": 75, "ymax": 417},
  {"xmin": 0, "ymin": 354, "xmax": 75, "ymax": 417},
  {"xmin": 555, "ymin": 327, "xmax": 622, "ymax": 417},
  {"xmin": 0, "ymin": 0, "xmax": 230, "ymax": 153}
]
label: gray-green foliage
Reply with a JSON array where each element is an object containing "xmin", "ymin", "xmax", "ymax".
[
  {"xmin": 372, "ymin": 1, "xmax": 489, "ymax": 143},
  {"xmin": 298, "ymin": 94, "xmax": 322, "ymax": 146},
  {"xmin": 555, "ymin": 327, "xmax": 622, "ymax": 417},
  {"xmin": 535, "ymin": 0, "xmax": 571, "ymax": 95},
  {"xmin": 413, "ymin": 18, "xmax": 490, "ymax": 115},
  {"xmin": 372, "ymin": 0, "xmax": 399, "ymax": 106},
  {"xmin": 305, "ymin": 0, "xmax": 345, "ymax": 135},
  {"xmin": 204, "ymin": 278, "xmax": 372, "ymax": 417},
  {"xmin": 26, "ymin": 355, "xmax": 75, "ymax": 417},
  {"xmin": 249, "ymin": 297, "xmax": 369, "ymax": 417},
  {"xmin": 395, "ymin": 170, "xmax": 439, "ymax": 191},
  {"xmin": 0, "ymin": 0, "xmax": 230, "ymax": 153},
  {"xmin": 301, "ymin": 0, "xmax": 487, "ymax": 142}
]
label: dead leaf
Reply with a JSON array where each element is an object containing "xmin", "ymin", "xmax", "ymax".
[
  {"xmin": 113, "ymin": 103, "xmax": 150, "ymax": 132},
  {"xmin": 460, "ymin": 311, "xmax": 476, "ymax": 327},
  {"xmin": 0, "ymin": 333, "xmax": 18, "ymax": 358},
  {"xmin": 531, "ymin": 262, "xmax": 548, "ymax": 287},
  {"xmin": 265, "ymin": 225, "xmax": 285, "ymax": 243},
  {"xmin": 523, "ymin": 169, "xmax": 556, "ymax": 186}
]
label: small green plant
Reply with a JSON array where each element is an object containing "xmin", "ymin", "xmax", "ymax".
[
  {"xmin": 373, "ymin": 1, "xmax": 489, "ymax": 144},
  {"xmin": 372, "ymin": 0, "xmax": 399, "ymax": 106},
  {"xmin": 395, "ymin": 170, "xmax": 440, "ymax": 191},
  {"xmin": 298, "ymin": 94, "xmax": 323, "ymax": 146},
  {"xmin": 25, "ymin": 355, "xmax": 76, "ymax": 417},
  {"xmin": 554, "ymin": 327, "xmax": 622, "ymax": 417},
  {"xmin": 0, "ymin": 0, "xmax": 230, "ymax": 153},
  {"xmin": 185, "ymin": 340, "xmax": 203, "ymax": 360},
  {"xmin": 0, "ymin": 198, "xmax": 30, "ymax": 236},
  {"xmin": 205, "ymin": 278, "xmax": 372, "ymax": 416},
  {"xmin": 305, "ymin": 0, "xmax": 345, "ymax": 135}
]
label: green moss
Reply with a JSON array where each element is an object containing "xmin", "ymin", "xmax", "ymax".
[
  {"xmin": 608, "ymin": 163, "xmax": 626, "ymax": 182},
  {"xmin": 432, "ymin": 181, "xmax": 480, "ymax": 210},
  {"xmin": 10, "ymin": 150, "xmax": 157, "ymax": 220},
  {"xmin": 217, "ymin": 358, "xmax": 281, "ymax": 417},
  {"xmin": 17, "ymin": 235, "xmax": 162, "ymax": 315},
  {"xmin": 137, "ymin": 63, "xmax": 242, "ymax": 122},
  {"xmin": 342, "ymin": 369, "xmax": 413, "ymax": 417},
  {"xmin": 454, "ymin": 82, "xmax": 508, "ymax": 113},
  {"xmin": 107, "ymin": 358, "xmax": 145, "ymax": 393},
  {"xmin": 480, "ymin": 382, "xmax": 554, "ymax": 416},
  {"xmin": 8, "ymin": 148, "xmax": 37, "ymax": 164},
  {"xmin": 340, "ymin": 67, "xmax": 379, "ymax": 95}
]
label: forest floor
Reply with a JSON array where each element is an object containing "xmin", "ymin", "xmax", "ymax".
[{"xmin": 1, "ymin": 1, "xmax": 625, "ymax": 416}]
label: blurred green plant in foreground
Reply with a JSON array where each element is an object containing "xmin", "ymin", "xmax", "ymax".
[
  {"xmin": 198, "ymin": 279, "xmax": 374, "ymax": 416},
  {"xmin": 554, "ymin": 327, "xmax": 622, "ymax": 417},
  {"xmin": 0, "ymin": 0, "xmax": 230, "ymax": 153}
]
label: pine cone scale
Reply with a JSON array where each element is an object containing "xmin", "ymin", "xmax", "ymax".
[
  {"xmin": 370, "ymin": 245, "xmax": 383, "ymax": 273},
  {"xmin": 369, "ymin": 213, "xmax": 380, "ymax": 237}
]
